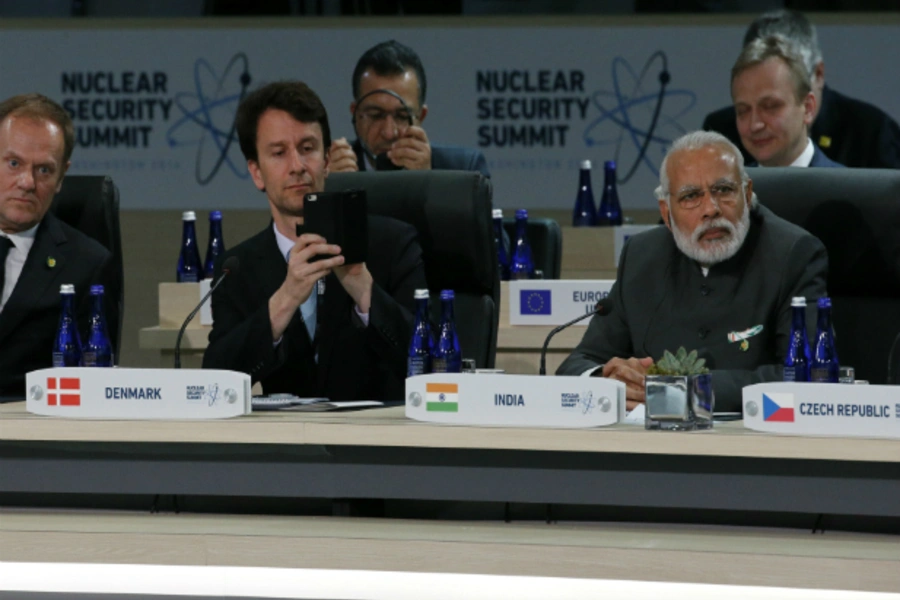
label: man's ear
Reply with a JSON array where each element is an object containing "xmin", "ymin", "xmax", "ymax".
[
  {"xmin": 744, "ymin": 178, "xmax": 754, "ymax": 209},
  {"xmin": 658, "ymin": 198, "xmax": 671, "ymax": 230},
  {"xmin": 248, "ymin": 159, "xmax": 265, "ymax": 192},
  {"xmin": 418, "ymin": 104, "xmax": 428, "ymax": 124},
  {"xmin": 54, "ymin": 160, "xmax": 71, "ymax": 194},
  {"xmin": 802, "ymin": 92, "xmax": 816, "ymax": 126},
  {"xmin": 813, "ymin": 61, "xmax": 825, "ymax": 92}
]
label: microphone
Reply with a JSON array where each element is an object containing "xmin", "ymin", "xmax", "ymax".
[
  {"xmin": 539, "ymin": 297, "xmax": 612, "ymax": 376},
  {"xmin": 174, "ymin": 256, "xmax": 240, "ymax": 369}
]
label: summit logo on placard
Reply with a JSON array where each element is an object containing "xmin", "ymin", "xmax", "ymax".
[
  {"xmin": 47, "ymin": 377, "xmax": 80, "ymax": 406},
  {"xmin": 763, "ymin": 393, "xmax": 794, "ymax": 422}
]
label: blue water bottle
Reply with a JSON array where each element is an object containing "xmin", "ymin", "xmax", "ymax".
[
  {"xmin": 81, "ymin": 285, "xmax": 114, "ymax": 367},
  {"xmin": 783, "ymin": 297, "xmax": 811, "ymax": 382},
  {"xmin": 597, "ymin": 160, "xmax": 623, "ymax": 226},
  {"xmin": 510, "ymin": 209, "xmax": 535, "ymax": 280},
  {"xmin": 492, "ymin": 208, "xmax": 510, "ymax": 281},
  {"xmin": 177, "ymin": 210, "xmax": 202, "ymax": 282},
  {"xmin": 203, "ymin": 210, "xmax": 225, "ymax": 280},
  {"xmin": 52, "ymin": 284, "xmax": 82, "ymax": 367},
  {"xmin": 572, "ymin": 159, "xmax": 597, "ymax": 227},
  {"xmin": 432, "ymin": 290, "xmax": 462, "ymax": 373},
  {"xmin": 407, "ymin": 289, "xmax": 434, "ymax": 377},
  {"xmin": 810, "ymin": 297, "xmax": 839, "ymax": 383}
]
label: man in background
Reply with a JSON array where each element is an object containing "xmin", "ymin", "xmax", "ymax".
[
  {"xmin": 0, "ymin": 93, "xmax": 111, "ymax": 398},
  {"xmin": 731, "ymin": 35, "xmax": 843, "ymax": 168},
  {"xmin": 703, "ymin": 9, "xmax": 900, "ymax": 169},
  {"xmin": 328, "ymin": 40, "xmax": 490, "ymax": 177}
]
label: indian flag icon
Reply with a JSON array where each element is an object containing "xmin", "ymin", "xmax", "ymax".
[{"xmin": 426, "ymin": 382, "xmax": 459, "ymax": 412}]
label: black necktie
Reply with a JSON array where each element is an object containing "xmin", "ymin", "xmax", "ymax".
[{"xmin": 0, "ymin": 236, "xmax": 13, "ymax": 294}]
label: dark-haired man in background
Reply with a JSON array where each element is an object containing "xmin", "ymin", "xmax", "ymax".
[
  {"xmin": 202, "ymin": 81, "xmax": 426, "ymax": 401},
  {"xmin": 0, "ymin": 93, "xmax": 112, "ymax": 398},
  {"xmin": 703, "ymin": 9, "xmax": 900, "ymax": 169},
  {"xmin": 328, "ymin": 39, "xmax": 490, "ymax": 177}
]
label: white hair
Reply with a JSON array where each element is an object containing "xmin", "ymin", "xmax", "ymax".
[{"xmin": 654, "ymin": 130, "xmax": 755, "ymax": 207}]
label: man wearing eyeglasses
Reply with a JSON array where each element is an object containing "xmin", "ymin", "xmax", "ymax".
[
  {"xmin": 329, "ymin": 40, "xmax": 490, "ymax": 177},
  {"xmin": 557, "ymin": 130, "xmax": 828, "ymax": 413}
]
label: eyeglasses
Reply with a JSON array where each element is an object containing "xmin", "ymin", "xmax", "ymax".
[
  {"xmin": 672, "ymin": 181, "xmax": 742, "ymax": 209},
  {"xmin": 355, "ymin": 107, "xmax": 416, "ymax": 132}
]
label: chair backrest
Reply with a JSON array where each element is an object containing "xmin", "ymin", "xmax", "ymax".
[
  {"xmin": 503, "ymin": 218, "xmax": 562, "ymax": 279},
  {"xmin": 748, "ymin": 167, "xmax": 900, "ymax": 384},
  {"xmin": 49, "ymin": 175, "xmax": 124, "ymax": 362},
  {"xmin": 326, "ymin": 170, "xmax": 499, "ymax": 368},
  {"xmin": 889, "ymin": 332, "xmax": 900, "ymax": 385}
]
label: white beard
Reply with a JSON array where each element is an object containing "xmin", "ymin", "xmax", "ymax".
[{"xmin": 670, "ymin": 203, "xmax": 751, "ymax": 266}]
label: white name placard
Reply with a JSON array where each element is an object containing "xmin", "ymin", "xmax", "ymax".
[
  {"xmin": 25, "ymin": 367, "xmax": 251, "ymax": 420},
  {"xmin": 614, "ymin": 225, "xmax": 659, "ymax": 265},
  {"xmin": 742, "ymin": 382, "xmax": 900, "ymax": 439},
  {"xmin": 509, "ymin": 280, "xmax": 615, "ymax": 326},
  {"xmin": 405, "ymin": 373, "xmax": 625, "ymax": 428}
]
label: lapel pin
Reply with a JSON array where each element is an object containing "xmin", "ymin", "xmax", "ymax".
[
  {"xmin": 728, "ymin": 324, "xmax": 764, "ymax": 352},
  {"xmin": 47, "ymin": 256, "xmax": 57, "ymax": 268}
]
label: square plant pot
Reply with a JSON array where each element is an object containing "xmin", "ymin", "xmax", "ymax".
[{"xmin": 644, "ymin": 373, "xmax": 715, "ymax": 431}]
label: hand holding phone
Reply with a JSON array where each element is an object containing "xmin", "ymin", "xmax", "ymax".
[{"xmin": 302, "ymin": 190, "xmax": 368, "ymax": 264}]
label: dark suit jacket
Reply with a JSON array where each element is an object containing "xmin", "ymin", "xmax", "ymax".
[
  {"xmin": 352, "ymin": 139, "xmax": 491, "ymax": 178},
  {"xmin": 202, "ymin": 215, "xmax": 426, "ymax": 402},
  {"xmin": 809, "ymin": 144, "xmax": 845, "ymax": 168},
  {"xmin": 0, "ymin": 213, "xmax": 111, "ymax": 398},
  {"xmin": 702, "ymin": 85, "xmax": 900, "ymax": 169},
  {"xmin": 746, "ymin": 142, "xmax": 845, "ymax": 168},
  {"xmin": 556, "ymin": 204, "xmax": 828, "ymax": 412}
]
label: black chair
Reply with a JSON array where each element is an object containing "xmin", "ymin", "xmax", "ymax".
[
  {"xmin": 889, "ymin": 332, "xmax": 900, "ymax": 386},
  {"xmin": 503, "ymin": 217, "xmax": 562, "ymax": 279},
  {"xmin": 748, "ymin": 167, "xmax": 900, "ymax": 384},
  {"xmin": 49, "ymin": 175, "xmax": 124, "ymax": 363},
  {"xmin": 326, "ymin": 170, "xmax": 499, "ymax": 368}
]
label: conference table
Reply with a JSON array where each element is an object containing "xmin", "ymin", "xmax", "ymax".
[{"xmin": 2, "ymin": 400, "xmax": 899, "ymax": 594}]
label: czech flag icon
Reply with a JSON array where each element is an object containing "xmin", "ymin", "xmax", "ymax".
[{"xmin": 763, "ymin": 393, "xmax": 795, "ymax": 422}]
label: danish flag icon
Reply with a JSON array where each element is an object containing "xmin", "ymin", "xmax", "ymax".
[{"xmin": 47, "ymin": 377, "xmax": 80, "ymax": 406}]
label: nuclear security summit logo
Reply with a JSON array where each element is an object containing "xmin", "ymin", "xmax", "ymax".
[
  {"xmin": 166, "ymin": 53, "xmax": 252, "ymax": 185},
  {"xmin": 583, "ymin": 52, "xmax": 696, "ymax": 182}
]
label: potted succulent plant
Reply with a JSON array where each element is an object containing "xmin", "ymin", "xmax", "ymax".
[{"xmin": 644, "ymin": 347, "xmax": 715, "ymax": 431}]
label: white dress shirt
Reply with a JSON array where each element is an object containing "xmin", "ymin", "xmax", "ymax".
[
  {"xmin": 0, "ymin": 223, "xmax": 39, "ymax": 313},
  {"xmin": 789, "ymin": 138, "xmax": 815, "ymax": 168}
]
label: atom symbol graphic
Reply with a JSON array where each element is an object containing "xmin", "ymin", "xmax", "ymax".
[
  {"xmin": 166, "ymin": 53, "xmax": 252, "ymax": 185},
  {"xmin": 583, "ymin": 52, "xmax": 696, "ymax": 182}
]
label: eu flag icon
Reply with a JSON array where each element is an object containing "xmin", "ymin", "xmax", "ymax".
[{"xmin": 520, "ymin": 290, "xmax": 552, "ymax": 315}]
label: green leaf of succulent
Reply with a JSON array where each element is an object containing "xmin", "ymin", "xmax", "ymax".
[
  {"xmin": 649, "ymin": 346, "xmax": 710, "ymax": 376},
  {"xmin": 685, "ymin": 349, "xmax": 698, "ymax": 367}
]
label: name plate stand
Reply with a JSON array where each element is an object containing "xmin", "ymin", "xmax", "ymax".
[
  {"xmin": 742, "ymin": 382, "xmax": 900, "ymax": 439},
  {"xmin": 406, "ymin": 373, "xmax": 625, "ymax": 428},
  {"xmin": 25, "ymin": 367, "xmax": 251, "ymax": 419},
  {"xmin": 509, "ymin": 280, "xmax": 615, "ymax": 326}
]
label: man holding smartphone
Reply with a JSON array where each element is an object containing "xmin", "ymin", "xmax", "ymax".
[
  {"xmin": 328, "ymin": 40, "xmax": 490, "ymax": 177},
  {"xmin": 202, "ymin": 81, "xmax": 426, "ymax": 402}
]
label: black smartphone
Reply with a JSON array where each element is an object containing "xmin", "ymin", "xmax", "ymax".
[{"xmin": 301, "ymin": 189, "xmax": 368, "ymax": 264}]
